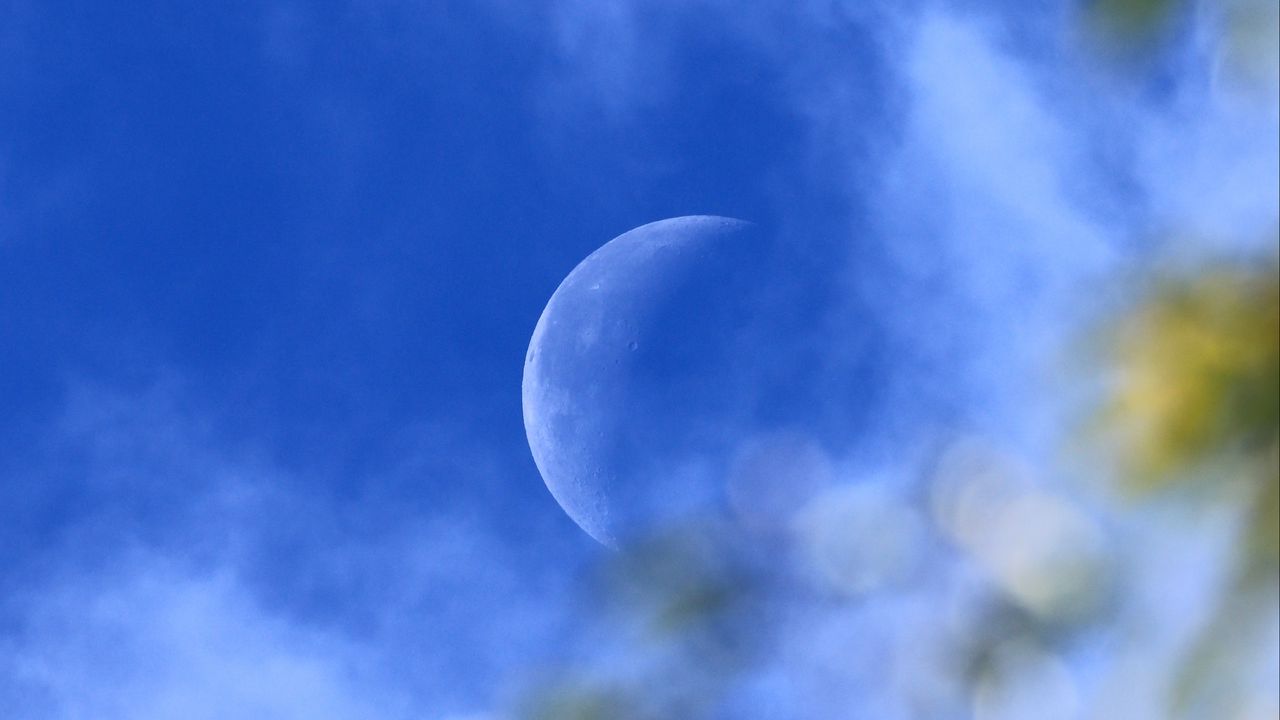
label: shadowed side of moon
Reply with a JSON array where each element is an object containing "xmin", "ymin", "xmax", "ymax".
[{"xmin": 522, "ymin": 216, "xmax": 787, "ymax": 546}]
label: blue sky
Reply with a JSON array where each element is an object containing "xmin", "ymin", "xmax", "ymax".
[{"xmin": 1, "ymin": 1, "xmax": 1276, "ymax": 718}]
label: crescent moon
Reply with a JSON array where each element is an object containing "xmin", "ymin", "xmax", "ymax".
[{"xmin": 522, "ymin": 216, "xmax": 771, "ymax": 546}]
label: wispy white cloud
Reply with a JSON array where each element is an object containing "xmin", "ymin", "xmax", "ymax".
[
  {"xmin": 1, "ymin": 377, "xmax": 568, "ymax": 719},
  {"xmin": 846, "ymin": 9, "xmax": 1120, "ymax": 451},
  {"xmin": 3, "ymin": 562, "xmax": 408, "ymax": 720}
]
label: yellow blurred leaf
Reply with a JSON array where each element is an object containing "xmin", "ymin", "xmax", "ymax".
[{"xmin": 1099, "ymin": 257, "xmax": 1279, "ymax": 493}]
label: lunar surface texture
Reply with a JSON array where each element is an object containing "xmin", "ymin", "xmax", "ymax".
[{"xmin": 522, "ymin": 216, "xmax": 806, "ymax": 546}]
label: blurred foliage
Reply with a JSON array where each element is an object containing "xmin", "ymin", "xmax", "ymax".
[
  {"xmin": 600, "ymin": 526, "xmax": 747, "ymax": 641},
  {"xmin": 1091, "ymin": 0, "xmax": 1183, "ymax": 37},
  {"xmin": 1170, "ymin": 577, "xmax": 1278, "ymax": 718},
  {"xmin": 1098, "ymin": 254, "xmax": 1279, "ymax": 544},
  {"xmin": 1090, "ymin": 0, "xmax": 1280, "ymax": 95},
  {"xmin": 1221, "ymin": 0, "xmax": 1280, "ymax": 89},
  {"xmin": 1094, "ymin": 249, "xmax": 1279, "ymax": 718},
  {"xmin": 516, "ymin": 525, "xmax": 768, "ymax": 720},
  {"xmin": 522, "ymin": 684, "xmax": 638, "ymax": 720},
  {"xmin": 1080, "ymin": 11, "xmax": 1278, "ymax": 712}
]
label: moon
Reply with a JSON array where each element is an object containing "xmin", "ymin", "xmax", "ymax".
[{"xmin": 523, "ymin": 216, "xmax": 790, "ymax": 546}]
